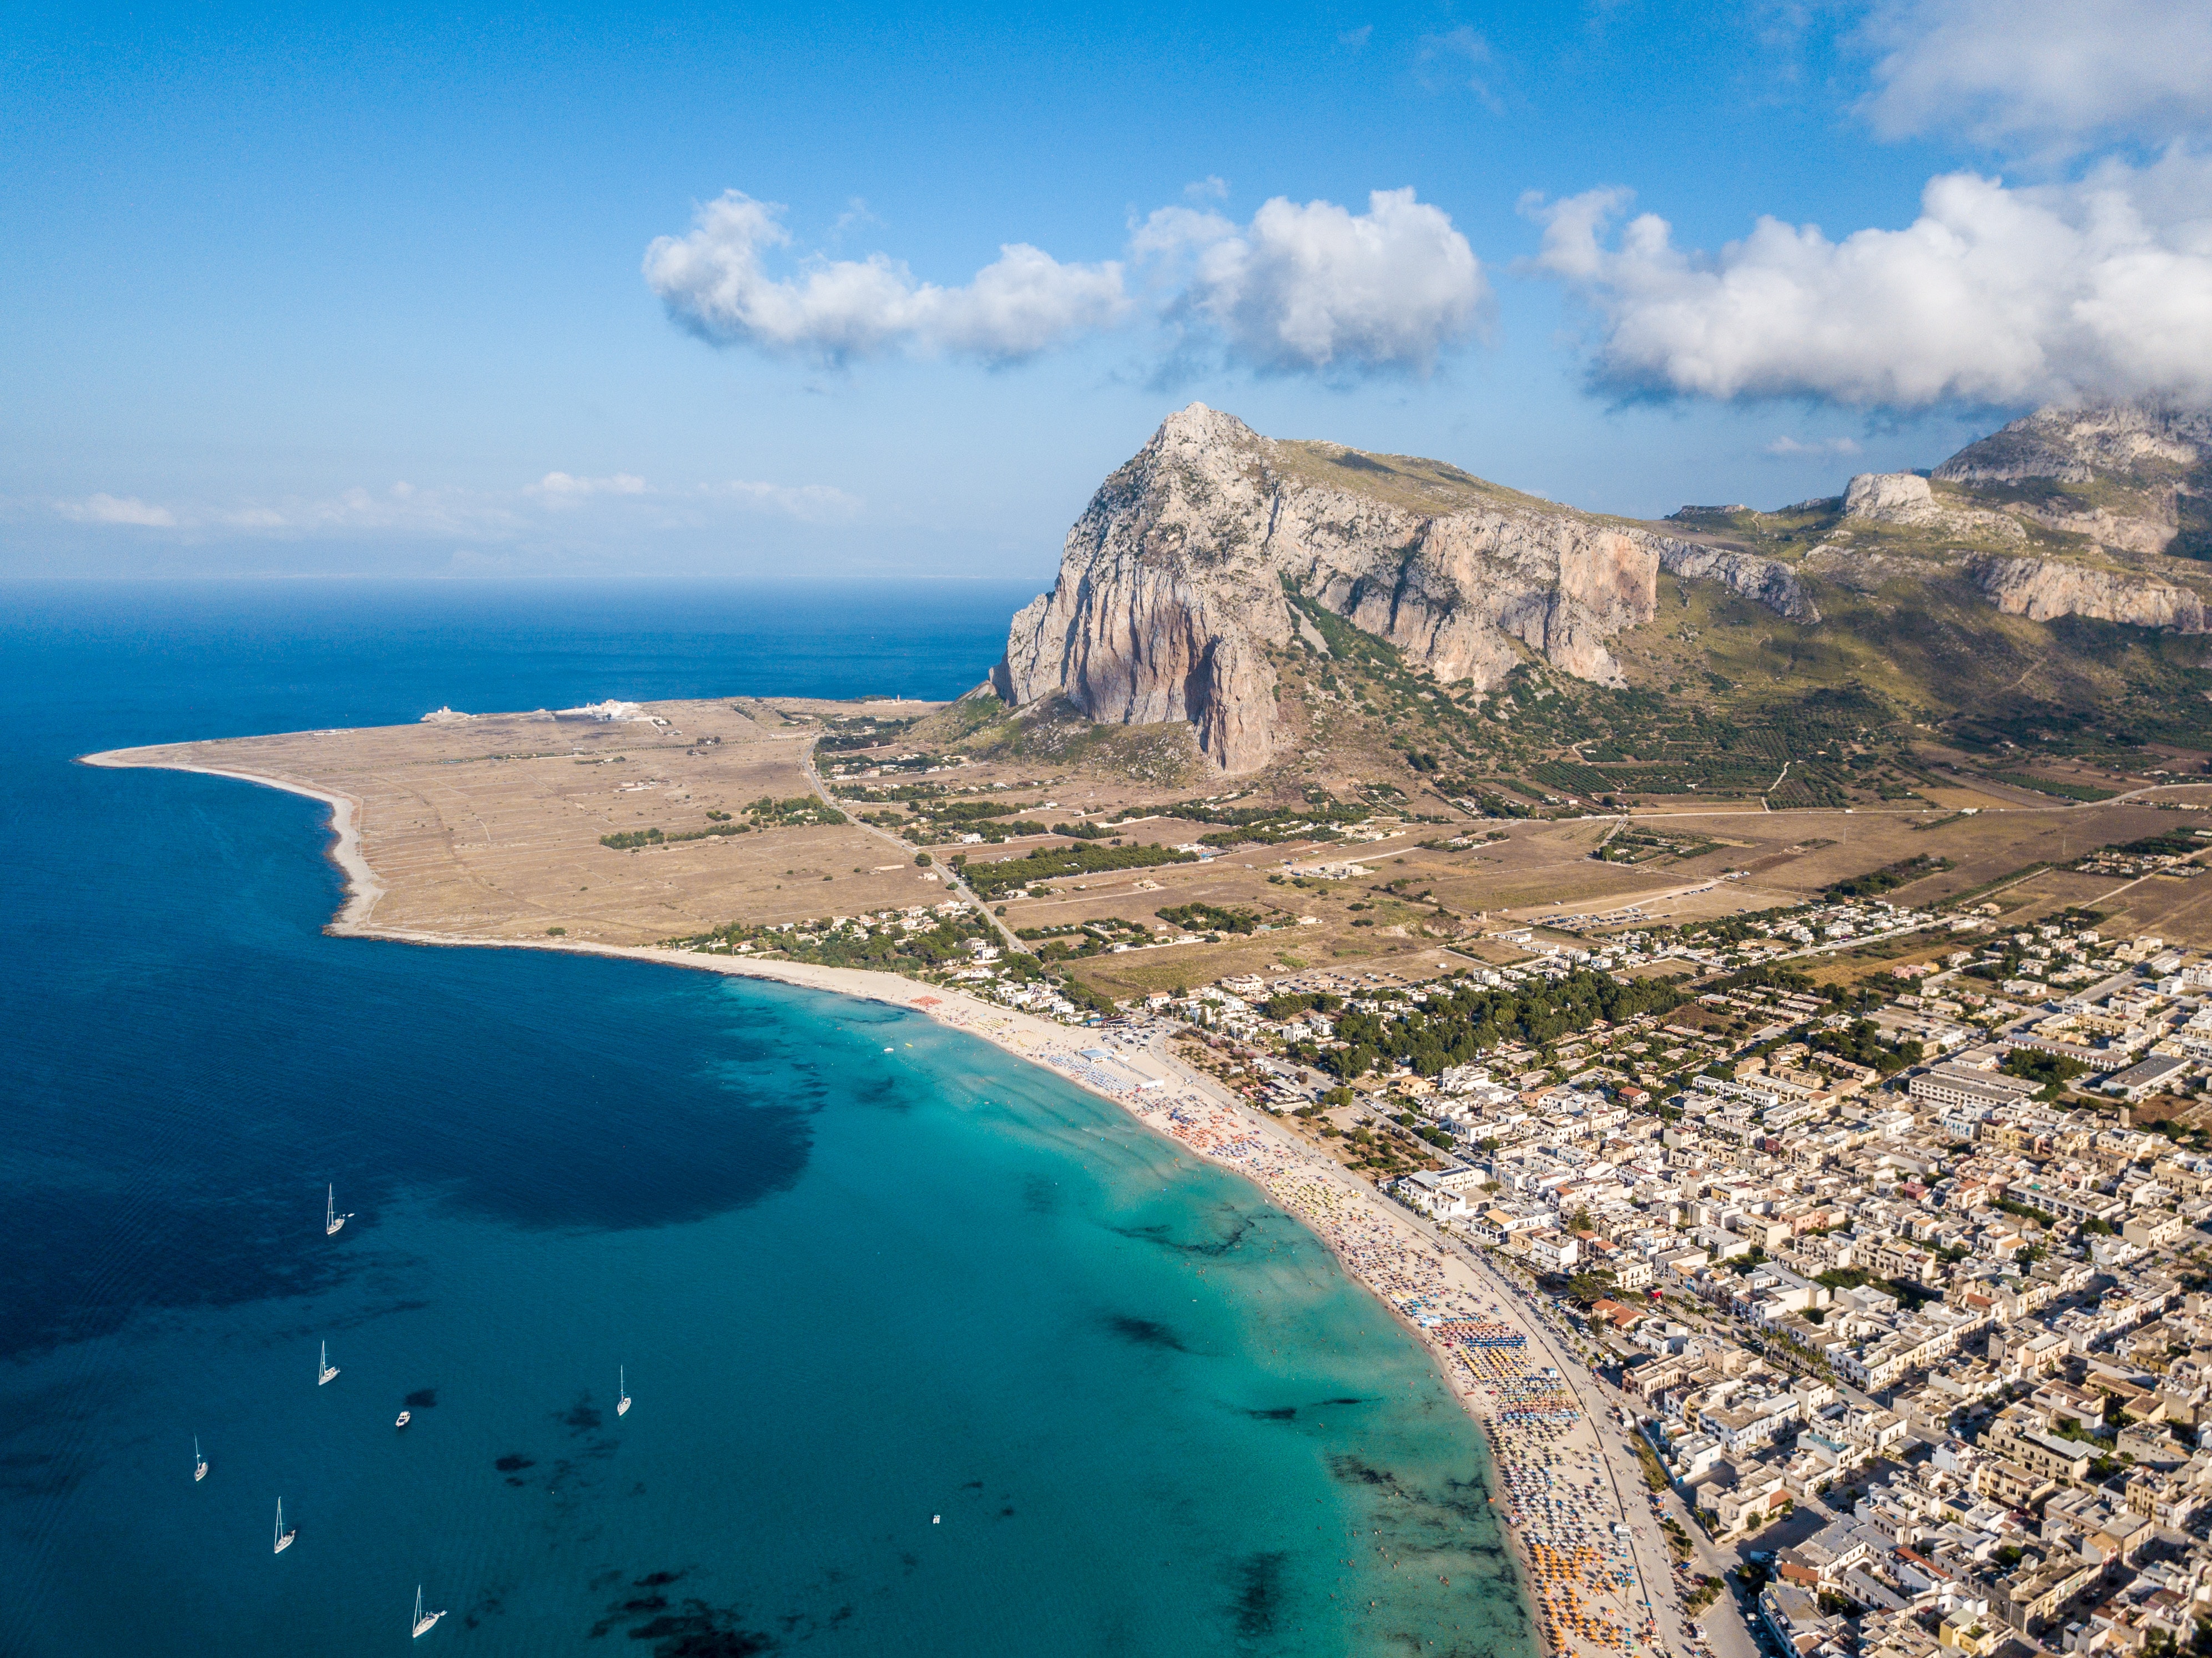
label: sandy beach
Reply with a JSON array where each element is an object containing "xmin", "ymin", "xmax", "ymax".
[{"xmin": 84, "ymin": 750, "xmax": 1680, "ymax": 1658}]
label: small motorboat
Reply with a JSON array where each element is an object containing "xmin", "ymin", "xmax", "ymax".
[{"xmin": 395, "ymin": 1410, "xmax": 412, "ymax": 1429}]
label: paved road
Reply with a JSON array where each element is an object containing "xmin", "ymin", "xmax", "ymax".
[{"xmin": 796, "ymin": 739, "xmax": 1031, "ymax": 955}]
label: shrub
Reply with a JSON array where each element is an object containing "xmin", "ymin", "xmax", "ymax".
[{"xmin": 1157, "ymin": 901, "xmax": 1262, "ymax": 935}]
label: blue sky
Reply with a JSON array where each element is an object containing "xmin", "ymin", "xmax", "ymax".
[{"xmin": 4, "ymin": 1, "xmax": 2208, "ymax": 578}]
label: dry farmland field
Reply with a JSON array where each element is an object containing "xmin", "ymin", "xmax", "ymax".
[{"xmin": 85, "ymin": 694, "xmax": 2212, "ymax": 999}]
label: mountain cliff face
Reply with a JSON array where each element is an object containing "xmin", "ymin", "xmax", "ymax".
[
  {"xmin": 995, "ymin": 405, "xmax": 1812, "ymax": 773},
  {"xmin": 1967, "ymin": 555, "xmax": 2210, "ymax": 632},
  {"xmin": 994, "ymin": 398, "xmax": 2212, "ymax": 777}
]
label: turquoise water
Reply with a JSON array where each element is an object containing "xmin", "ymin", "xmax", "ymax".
[{"xmin": 0, "ymin": 582, "xmax": 1534, "ymax": 1657}]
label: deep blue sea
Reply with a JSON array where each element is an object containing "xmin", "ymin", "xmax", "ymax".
[{"xmin": 0, "ymin": 581, "xmax": 1531, "ymax": 1657}]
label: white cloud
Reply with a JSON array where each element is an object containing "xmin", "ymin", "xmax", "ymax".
[
  {"xmin": 204, "ymin": 483, "xmax": 517, "ymax": 537},
  {"xmin": 56, "ymin": 492, "xmax": 175, "ymax": 527},
  {"xmin": 1526, "ymin": 149, "xmax": 2212, "ymax": 407},
  {"xmin": 642, "ymin": 191, "xmax": 1128, "ymax": 364},
  {"xmin": 1765, "ymin": 435, "xmax": 1863, "ymax": 458},
  {"xmin": 1135, "ymin": 188, "xmax": 1489, "ymax": 375},
  {"xmin": 1860, "ymin": 0, "xmax": 2212, "ymax": 153},
  {"xmin": 531, "ymin": 471, "xmax": 649, "ymax": 505},
  {"xmin": 645, "ymin": 186, "xmax": 1490, "ymax": 378}
]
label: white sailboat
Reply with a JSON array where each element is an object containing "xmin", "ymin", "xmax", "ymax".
[
  {"xmin": 318, "ymin": 1340, "xmax": 339, "ymax": 1386},
  {"xmin": 273, "ymin": 1498, "xmax": 296, "ymax": 1554},
  {"xmin": 194, "ymin": 1437, "xmax": 207, "ymax": 1482},
  {"xmin": 617, "ymin": 1365, "xmax": 631, "ymax": 1417},
  {"xmin": 325, "ymin": 1184, "xmax": 351, "ymax": 1237},
  {"xmin": 411, "ymin": 1584, "xmax": 446, "ymax": 1639}
]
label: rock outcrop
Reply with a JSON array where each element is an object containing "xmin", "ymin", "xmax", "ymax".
[
  {"xmin": 1933, "ymin": 402, "xmax": 2211, "ymax": 556},
  {"xmin": 1841, "ymin": 471, "xmax": 2025, "ymax": 541},
  {"xmin": 1650, "ymin": 540, "xmax": 1820, "ymax": 622},
  {"xmin": 996, "ymin": 405, "xmax": 1814, "ymax": 773},
  {"xmin": 1966, "ymin": 555, "xmax": 2210, "ymax": 633},
  {"xmin": 1843, "ymin": 472, "xmax": 1942, "ymax": 525}
]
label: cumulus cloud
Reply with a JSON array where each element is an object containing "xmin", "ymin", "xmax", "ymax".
[
  {"xmin": 56, "ymin": 493, "xmax": 175, "ymax": 527},
  {"xmin": 1525, "ymin": 148, "xmax": 2212, "ymax": 407},
  {"xmin": 1135, "ymin": 188, "xmax": 1488, "ymax": 375},
  {"xmin": 1860, "ymin": 0, "xmax": 2212, "ymax": 153},
  {"xmin": 644, "ymin": 187, "xmax": 1489, "ymax": 378},
  {"xmin": 643, "ymin": 191, "xmax": 1128, "ymax": 364}
]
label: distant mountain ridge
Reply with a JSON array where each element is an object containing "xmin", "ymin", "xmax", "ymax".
[{"xmin": 992, "ymin": 399, "xmax": 2212, "ymax": 775}]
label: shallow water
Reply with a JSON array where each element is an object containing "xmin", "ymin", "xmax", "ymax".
[{"xmin": 0, "ymin": 581, "xmax": 1535, "ymax": 1657}]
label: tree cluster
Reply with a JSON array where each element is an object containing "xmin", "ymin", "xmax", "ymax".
[{"xmin": 1288, "ymin": 969, "xmax": 1682, "ymax": 1080}]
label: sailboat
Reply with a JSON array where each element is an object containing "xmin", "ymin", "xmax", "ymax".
[
  {"xmin": 411, "ymin": 1584, "xmax": 446, "ymax": 1639},
  {"xmin": 325, "ymin": 1184, "xmax": 351, "ymax": 1237},
  {"xmin": 318, "ymin": 1341, "xmax": 339, "ymax": 1386},
  {"xmin": 617, "ymin": 1366, "xmax": 631, "ymax": 1417},
  {"xmin": 273, "ymin": 1498, "xmax": 296, "ymax": 1554},
  {"xmin": 194, "ymin": 1438, "xmax": 208, "ymax": 1482}
]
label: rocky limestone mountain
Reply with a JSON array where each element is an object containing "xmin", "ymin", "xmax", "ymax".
[
  {"xmin": 1934, "ymin": 402, "xmax": 2211, "ymax": 487},
  {"xmin": 989, "ymin": 397, "xmax": 2212, "ymax": 779},
  {"xmin": 1787, "ymin": 402, "xmax": 2212, "ymax": 633},
  {"xmin": 1931, "ymin": 402, "xmax": 2211, "ymax": 557},
  {"xmin": 994, "ymin": 405, "xmax": 1812, "ymax": 773},
  {"xmin": 1967, "ymin": 554, "xmax": 2210, "ymax": 633}
]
